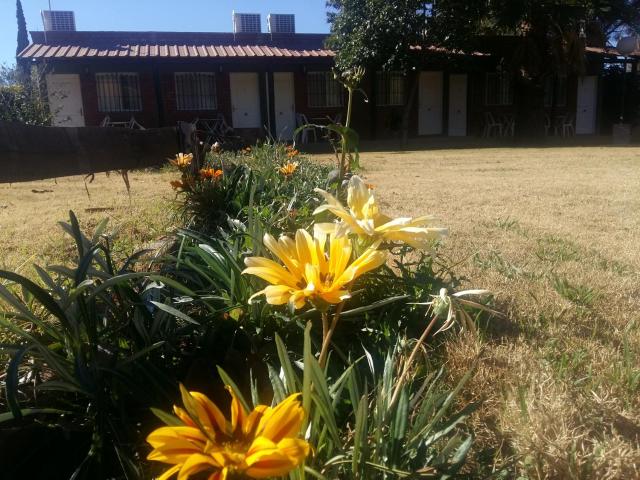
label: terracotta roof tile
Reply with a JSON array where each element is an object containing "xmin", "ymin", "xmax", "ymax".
[{"xmin": 18, "ymin": 31, "xmax": 334, "ymax": 60}]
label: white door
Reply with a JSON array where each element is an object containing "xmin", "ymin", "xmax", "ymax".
[
  {"xmin": 273, "ymin": 72, "xmax": 296, "ymax": 140},
  {"xmin": 46, "ymin": 74, "xmax": 85, "ymax": 127},
  {"xmin": 230, "ymin": 73, "xmax": 261, "ymax": 128},
  {"xmin": 418, "ymin": 71, "xmax": 443, "ymax": 135},
  {"xmin": 448, "ymin": 74, "xmax": 467, "ymax": 136},
  {"xmin": 576, "ymin": 76, "xmax": 597, "ymax": 135}
]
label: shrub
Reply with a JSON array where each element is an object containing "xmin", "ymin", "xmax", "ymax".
[
  {"xmin": 1, "ymin": 143, "xmax": 492, "ymax": 479},
  {"xmin": 169, "ymin": 143, "xmax": 333, "ymax": 235},
  {"xmin": 0, "ymin": 213, "xmax": 205, "ymax": 478}
]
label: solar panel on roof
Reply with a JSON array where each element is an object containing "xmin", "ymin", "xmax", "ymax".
[
  {"xmin": 233, "ymin": 13, "xmax": 261, "ymax": 34},
  {"xmin": 268, "ymin": 14, "xmax": 296, "ymax": 34},
  {"xmin": 41, "ymin": 10, "xmax": 76, "ymax": 32}
]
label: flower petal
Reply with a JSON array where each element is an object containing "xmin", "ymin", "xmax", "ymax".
[
  {"xmin": 255, "ymin": 393, "xmax": 305, "ymax": 442},
  {"xmin": 146, "ymin": 426, "xmax": 207, "ymax": 464},
  {"xmin": 177, "ymin": 453, "xmax": 220, "ymax": 480},
  {"xmin": 243, "ymin": 256, "xmax": 299, "ymax": 287},
  {"xmin": 244, "ymin": 437, "xmax": 299, "ymax": 478}
]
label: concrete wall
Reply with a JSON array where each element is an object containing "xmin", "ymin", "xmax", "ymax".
[{"xmin": 0, "ymin": 121, "xmax": 178, "ymax": 183}]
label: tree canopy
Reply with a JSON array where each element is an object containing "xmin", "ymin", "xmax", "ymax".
[{"xmin": 326, "ymin": 0, "xmax": 640, "ymax": 75}]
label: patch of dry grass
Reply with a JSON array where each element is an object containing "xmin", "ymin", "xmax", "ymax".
[
  {"xmin": 353, "ymin": 146, "xmax": 640, "ymax": 479},
  {"xmin": 0, "ymin": 169, "xmax": 178, "ymax": 275}
]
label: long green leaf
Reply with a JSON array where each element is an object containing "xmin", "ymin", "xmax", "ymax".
[
  {"xmin": 0, "ymin": 408, "xmax": 70, "ymax": 423},
  {"xmin": 275, "ymin": 333, "xmax": 300, "ymax": 393},
  {"xmin": 6, "ymin": 346, "xmax": 31, "ymax": 419},
  {"xmin": 150, "ymin": 301, "xmax": 200, "ymax": 325},
  {"xmin": 0, "ymin": 270, "xmax": 71, "ymax": 331},
  {"xmin": 217, "ymin": 366, "xmax": 252, "ymax": 412}
]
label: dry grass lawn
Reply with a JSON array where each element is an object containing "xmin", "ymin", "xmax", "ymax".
[
  {"xmin": 0, "ymin": 169, "xmax": 177, "ymax": 275},
  {"xmin": 345, "ymin": 146, "xmax": 640, "ymax": 479},
  {"xmin": 1, "ymin": 147, "xmax": 639, "ymax": 478}
]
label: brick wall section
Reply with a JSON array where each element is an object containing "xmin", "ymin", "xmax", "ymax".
[
  {"xmin": 293, "ymin": 71, "xmax": 344, "ymax": 125},
  {"xmin": 159, "ymin": 70, "xmax": 233, "ymax": 126},
  {"xmin": 80, "ymin": 67, "xmax": 160, "ymax": 128},
  {"xmin": 51, "ymin": 59, "xmax": 592, "ymax": 139}
]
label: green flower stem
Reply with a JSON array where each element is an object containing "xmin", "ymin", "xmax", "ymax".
[
  {"xmin": 319, "ymin": 301, "xmax": 345, "ymax": 369},
  {"xmin": 389, "ymin": 312, "xmax": 439, "ymax": 408}
]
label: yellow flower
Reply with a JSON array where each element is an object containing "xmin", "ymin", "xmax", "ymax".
[
  {"xmin": 147, "ymin": 385, "xmax": 310, "ymax": 480},
  {"xmin": 242, "ymin": 227, "xmax": 387, "ymax": 310},
  {"xmin": 278, "ymin": 161, "xmax": 299, "ymax": 177},
  {"xmin": 314, "ymin": 175, "xmax": 448, "ymax": 250},
  {"xmin": 171, "ymin": 153, "xmax": 193, "ymax": 168}
]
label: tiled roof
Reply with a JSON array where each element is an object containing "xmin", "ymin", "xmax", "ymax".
[
  {"xmin": 586, "ymin": 45, "xmax": 640, "ymax": 57},
  {"xmin": 18, "ymin": 31, "xmax": 334, "ymax": 60}
]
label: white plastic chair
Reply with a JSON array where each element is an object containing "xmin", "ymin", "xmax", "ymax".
[
  {"xmin": 483, "ymin": 112, "xmax": 503, "ymax": 137},
  {"xmin": 562, "ymin": 114, "xmax": 575, "ymax": 137},
  {"xmin": 295, "ymin": 113, "xmax": 317, "ymax": 144}
]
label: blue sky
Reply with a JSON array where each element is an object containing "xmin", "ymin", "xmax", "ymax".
[{"xmin": 0, "ymin": 0, "xmax": 331, "ymax": 66}]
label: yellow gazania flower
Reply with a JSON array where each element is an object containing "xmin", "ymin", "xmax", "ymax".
[
  {"xmin": 278, "ymin": 161, "xmax": 299, "ymax": 177},
  {"xmin": 242, "ymin": 227, "xmax": 387, "ymax": 310},
  {"xmin": 171, "ymin": 153, "xmax": 193, "ymax": 168},
  {"xmin": 147, "ymin": 385, "xmax": 310, "ymax": 480},
  {"xmin": 314, "ymin": 175, "xmax": 448, "ymax": 250}
]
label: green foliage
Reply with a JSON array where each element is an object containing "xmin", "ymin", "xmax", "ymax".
[
  {"xmin": 0, "ymin": 213, "xmax": 203, "ymax": 478},
  {"xmin": 326, "ymin": 0, "xmax": 432, "ymax": 72},
  {"xmin": 0, "ymin": 65, "xmax": 51, "ymax": 126},
  {"xmin": 16, "ymin": 0, "xmax": 29, "ymax": 56},
  {"xmin": 174, "ymin": 143, "xmax": 333, "ymax": 236},
  {"xmin": 249, "ymin": 325, "xmax": 478, "ymax": 479}
]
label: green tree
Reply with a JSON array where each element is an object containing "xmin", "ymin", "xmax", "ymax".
[
  {"xmin": 326, "ymin": 0, "xmax": 431, "ymax": 142},
  {"xmin": 327, "ymin": 0, "xmax": 640, "ymax": 138},
  {"xmin": 0, "ymin": 64, "xmax": 51, "ymax": 126},
  {"xmin": 16, "ymin": 0, "xmax": 29, "ymax": 56}
]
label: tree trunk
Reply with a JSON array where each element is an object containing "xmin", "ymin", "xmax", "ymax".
[
  {"xmin": 401, "ymin": 73, "xmax": 419, "ymax": 145},
  {"xmin": 514, "ymin": 74, "xmax": 546, "ymax": 140}
]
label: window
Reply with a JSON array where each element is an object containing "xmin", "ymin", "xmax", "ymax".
[
  {"xmin": 376, "ymin": 72, "xmax": 405, "ymax": 106},
  {"xmin": 175, "ymin": 73, "xmax": 217, "ymax": 111},
  {"xmin": 96, "ymin": 73, "xmax": 142, "ymax": 112},
  {"xmin": 544, "ymin": 74, "xmax": 567, "ymax": 107},
  {"xmin": 307, "ymin": 72, "xmax": 343, "ymax": 108},
  {"xmin": 485, "ymin": 72, "xmax": 513, "ymax": 106}
]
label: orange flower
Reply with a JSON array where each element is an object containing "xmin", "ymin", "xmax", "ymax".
[
  {"xmin": 200, "ymin": 168, "xmax": 224, "ymax": 181},
  {"xmin": 170, "ymin": 180, "xmax": 184, "ymax": 190},
  {"xmin": 286, "ymin": 149, "xmax": 300, "ymax": 159}
]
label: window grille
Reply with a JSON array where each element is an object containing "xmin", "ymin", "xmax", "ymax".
[
  {"xmin": 307, "ymin": 72, "xmax": 343, "ymax": 108},
  {"xmin": 175, "ymin": 73, "xmax": 217, "ymax": 110},
  {"xmin": 543, "ymin": 74, "xmax": 567, "ymax": 107},
  {"xmin": 96, "ymin": 73, "xmax": 142, "ymax": 112},
  {"xmin": 485, "ymin": 72, "xmax": 513, "ymax": 106},
  {"xmin": 376, "ymin": 72, "xmax": 405, "ymax": 106}
]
